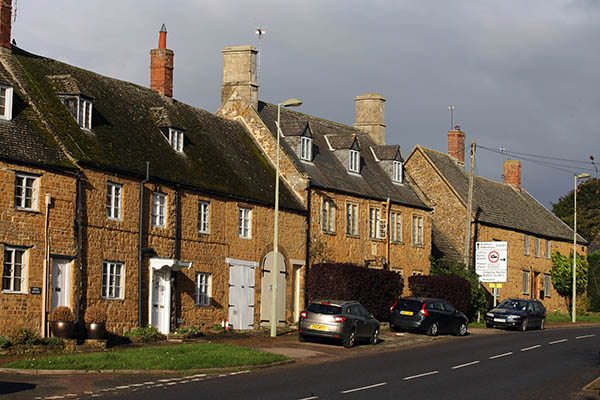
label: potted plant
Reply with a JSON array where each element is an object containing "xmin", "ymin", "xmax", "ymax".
[
  {"xmin": 84, "ymin": 305, "xmax": 107, "ymax": 339},
  {"xmin": 49, "ymin": 306, "xmax": 75, "ymax": 339}
]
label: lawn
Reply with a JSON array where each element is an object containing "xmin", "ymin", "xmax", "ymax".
[{"xmin": 3, "ymin": 343, "xmax": 288, "ymax": 371}]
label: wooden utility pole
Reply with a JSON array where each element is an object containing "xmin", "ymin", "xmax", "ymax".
[{"xmin": 463, "ymin": 141, "xmax": 476, "ymax": 268}]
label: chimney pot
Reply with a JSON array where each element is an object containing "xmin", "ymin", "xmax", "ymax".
[
  {"xmin": 448, "ymin": 128, "xmax": 465, "ymax": 164},
  {"xmin": 150, "ymin": 25, "xmax": 174, "ymax": 98},
  {"xmin": 504, "ymin": 160, "xmax": 522, "ymax": 191},
  {"xmin": 353, "ymin": 93, "xmax": 386, "ymax": 145}
]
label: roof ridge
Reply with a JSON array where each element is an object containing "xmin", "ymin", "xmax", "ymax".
[{"xmin": 261, "ymin": 101, "xmax": 358, "ymax": 132}]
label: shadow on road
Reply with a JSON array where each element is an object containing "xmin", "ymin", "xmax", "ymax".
[{"xmin": 0, "ymin": 381, "xmax": 36, "ymax": 395}]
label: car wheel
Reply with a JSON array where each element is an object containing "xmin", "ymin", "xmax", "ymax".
[
  {"xmin": 426, "ymin": 321, "xmax": 439, "ymax": 336},
  {"xmin": 370, "ymin": 327, "xmax": 379, "ymax": 345},
  {"xmin": 539, "ymin": 318, "xmax": 545, "ymax": 330},
  {"xmin": 520, "ymin": 318, "xmax": 528, "ymax": 331},
  {"xmin": 486, "ymin": 322, "xmax": 493, "ymax": 329},
  {"xmin": 455, "ymin": 322, "xmax": 467, "ymax": 336},
  {"xmin": 344, "ymin": 329, "xmax": 356, "ymax": 348},
  {"xmin": 389, "ymin": 324, "xmax": 397, "ymax": 332}
]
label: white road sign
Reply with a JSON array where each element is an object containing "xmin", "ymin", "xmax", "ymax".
[{"xmin": 475, "ymin": 241, "xmax": 507, "ymax": 283}]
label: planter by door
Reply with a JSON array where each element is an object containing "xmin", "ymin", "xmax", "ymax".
[
  {"xmin": 85, "ymin": 323, "xmax": 106, "ymax": 339},
  {"xmin": 51, "ymin": 321, "xmax": 74, "ymax": 338}
]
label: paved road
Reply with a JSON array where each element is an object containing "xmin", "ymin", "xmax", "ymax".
[{"xmin": 1, "ymin": 326, "xmax": 599, "ymax": 399}]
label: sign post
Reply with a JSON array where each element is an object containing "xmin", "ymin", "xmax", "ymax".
[{"xmin": 476, "ymin": 242, "xmax": 508, "ymax": 307}]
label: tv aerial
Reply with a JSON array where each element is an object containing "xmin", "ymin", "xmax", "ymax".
[{"xmin": 255, "ymin": 27, "xmax": 266, "ymax": 76}]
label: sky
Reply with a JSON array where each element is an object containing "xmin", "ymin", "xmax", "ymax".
[{"xmin": 12, "ymin": 0, "xmax": 599, "ymax": 209}]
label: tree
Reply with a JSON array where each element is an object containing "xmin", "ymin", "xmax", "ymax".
[
  {"xmin": 551, "ymin": 178, "xmax": 600, "ymax": 243},
  {"xmin": 588, "ymin": 251, "xmax": 600, "ymax": 312},
  {"xmin": 550, "ymin": 251, "xmax": 589, "ymax": 313}
]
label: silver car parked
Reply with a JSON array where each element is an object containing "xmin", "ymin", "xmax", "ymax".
[{"xmin": 298, "ymin": 300, "xmax": 380, "ymax": 348}]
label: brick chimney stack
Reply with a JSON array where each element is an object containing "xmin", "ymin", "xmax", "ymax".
[
  {"xmin": 504, "ymin": 160, "xmax": 522, "ymax": 191},
  {"xmin": 0, "ymin": 0, "xmax": 12, "ymax": 50},
  {"xmin": 448, "ymin": 127, "xmax": 465, "ymax": 164},
  {"xmin": 353, "ymin": 93, "xmax": 386, "ymax": 145},
  {"xmin": 221, "ymin": 45, "xmax": 258, "ymax": 110},
  {"xmin": 150, "ymin": 24, "xmax": 174, "ymax": 98}
]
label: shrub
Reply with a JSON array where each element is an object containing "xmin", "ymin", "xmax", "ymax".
[
  {"xmin": 588, "ymin": 251, "xmax": 600, "ymax": 312},
  {"xmin": 50, "ymin": 306, "xmax": 75, "ymax": 323},
  {"xmin": 4, "ymin": 327, "xmax": 40, "ymax": 346},
  {"xmin": 408, "ymin": 274, "xmax": 472, "ymax": 313},
  {"xmin": 306, "ymin": 262, "xmax": 404, "ymax": 321},
  {"xmin": 0, "ymin": 334, "xmax": 10, "ymax": 348},
  {"xmin": 176, "ymin": 325, "xmax": 203, "ymax": 338},
  {"xmin": 125, "ymin": 326, "xmax": 164, "ymax": 342},
  {"xmin": 39, "ymin": 336, "xmax": 64, "ymax": 346},
  {"xmin": 85, "ymin": 305, "xmax": 107, "ymax": 324}
]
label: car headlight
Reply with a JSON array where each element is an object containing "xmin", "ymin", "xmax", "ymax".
[
  {"xmin": 486, "ymin": 313, "xmax": 494, "ymax": 318},
  {"xmin": 507, "ymin": 315, "xmax": 521, "ymax": 320}
]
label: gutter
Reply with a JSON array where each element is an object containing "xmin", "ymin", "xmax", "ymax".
[{"xmin": 138, "ymin": 162, "xmax": 149, "ymax": 328}]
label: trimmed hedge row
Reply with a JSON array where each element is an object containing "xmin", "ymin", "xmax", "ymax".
[
  {"xmin": 306, "ymin": 263, "xmax": 404, "ymax": 321},
  {"xmin": 408, "ymin": 275, "xmax": 472, "ymax": 312}
]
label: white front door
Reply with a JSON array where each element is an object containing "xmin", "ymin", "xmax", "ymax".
[
  {"xmin": 228, "ymin": 263, "xmax": 255, "ymax": 330},
  {"xmin": 51, "ymin": 258, "xmax": 70, "ymax": 313},
  {"xmin": 260, "ymin": 252, "xmax": 286, "ymax": 325},
  {"xmin": 150, "ymin": 269, "xmax": 170, "ymax": 334}
]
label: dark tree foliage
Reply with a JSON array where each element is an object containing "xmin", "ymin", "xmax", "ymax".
[
  {"xmin": 588, "ymin": 251, "xmax": 600, "ymax": 312},
  {"xmin": 408, "ymin": 274, "xmax": 472, "ymax": 314},
  {"xmin": 551, "ymin": 178, "xmax": 600, "ymax": 243},
  {"xmin": 306, "ymin": 263, "xmax": 404, "ymax": 321}
]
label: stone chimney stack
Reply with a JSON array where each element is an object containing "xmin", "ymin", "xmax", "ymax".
[
  {"xmin": 0, "ymin": 0, "xmax": 12, "ymax": 50},
  {"xmin": 448, "ymin": 127, "xmax": 465, "ymax": 164},
  {"xmin": 221, "ymin": 45, "xmax": 258, "ymax": 110},
  {"xmin": 504, "ymin": 160, "xmax": 522, "ymax": 191},
  {"xmin": 150, "ymin": 24, "xmax": 174, "ymax": 98},
  {"xmin": 353, "ymin": 93, "xmax": 386, "ymax": 145}
]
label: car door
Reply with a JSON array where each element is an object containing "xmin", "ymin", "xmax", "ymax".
[
  {"xmin": 441, "ymin": 301, "xmax": 459, "ymax": 332},
  {"xmin": 426, "ymin": 301, "xmax": 445, "ymax": 331},
  {"xmin": 526, "ymin": 301, "xmax": 538, "ymax": 326},
  {"xmin": 346, "ymin": 305, "xmax": 366, "ymax": 337},
  {"xmin": 357, "ymin": 304, "xmax": 376, "ymax": 337}
]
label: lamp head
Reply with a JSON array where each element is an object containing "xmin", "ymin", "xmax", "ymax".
[
  {"xmin": 279, "ymin": 98, "xmax": 303, "ymax": 108},
  {"xmin": 576, "ymin": 173, "xmax": 590, "ymax": 179}
]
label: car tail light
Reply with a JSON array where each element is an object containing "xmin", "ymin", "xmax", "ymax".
[
  {"xmin": 419, "ymin": 303, "xmax": 428, "ymax": 317},
  {"xmin": 389, "ymin": 300, "xmax": 399, "ymax": 312},
  {"xmin": 332, "ymin": 316, "xmax": 347, "ymax": 322},
  {"xmin": 300, "ymin": 311, "xmax": 307, "ymax": 319}
]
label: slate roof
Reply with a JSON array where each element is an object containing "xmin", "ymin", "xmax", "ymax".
[
  {"xmin": 2, "ymin": 47, "xmax": 303, "ymax": 212},
  {"xmin": 372, "ymin": 145, "xmax": 401, "ymax": 161},
  {"xmin": 257, "ymin": 101, "xmax": 429, "ymax": 209},
  {"xmin": 418, "ymin": 146, "xmax": 585, "ymax": 243}
]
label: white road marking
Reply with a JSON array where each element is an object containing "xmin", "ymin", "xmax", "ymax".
[
  {"xmin": 549, "ymin": 339, "xmax": 568, "ymax": 345},
  {"xmin": 451, "ymin": 361, "xmax": 480, "ymax": 370},
  {"xmin": 166, "ymin": 382, "xmax": 178, "ymax": 386},
  {"xmin": 403, "ymin": 371, "xmax": 439, "ymax": 380},
  {"xmin": 129, "ymin": 383, "xmax": 145, "ymax": 387},
  {"xmin": 576, "ymin": 334, "xmax": 595, "ymax": 339},
  {"xmin": 143, "ymin": 381, "xmax": 155, "ymax": 385},
  {"xmin": 521, "ymin": 345, "xmax": 541, "ymax": 352},
  {"xmin": 341, "ymin": 382, "xmax": 387, "ymax": 393},
  {"xmin": 190, "ymin": 373, "xmax": 208, "ymax": 378},
  {"xmin": 298, "ymin": 397, "xmax": 319, "ymax": 400},
  {"xmin": 157, "ymin": 378, "xmax": 174, "ymax": 383},
  {"xmin": 489, "ymin": 352, "xmax": 513, "ymax": 359}
]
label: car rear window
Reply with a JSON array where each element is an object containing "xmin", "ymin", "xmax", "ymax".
[
  {"xmin": 308, "ymin": 303, "xmax": 342, "ymax": 315},
  {"xmin": 393, "ymin": 299, "xmax": 423, "ymax": 312}
]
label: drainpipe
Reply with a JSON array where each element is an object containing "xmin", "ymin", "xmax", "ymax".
[
  {"xmin": 138, "ymin": 162, "xmax": 149, "ymax": 328},
  {"xmin": 41, "ymin": 193, "xmax": 52, "ymax": 338},
  {"xmin": 173, "ymin": 187, "xmax": 181, "ymax": 331},
  {"xmin": 75, "ymin": 172, "xmax": 83, "ymax": 324},
  {"xmin": 386, "ymin": 197, "xmax": 390, "ymax": 269},
  {"xmin": 304, "ymin": 179, "xmax": 311, "ymax": 308}
]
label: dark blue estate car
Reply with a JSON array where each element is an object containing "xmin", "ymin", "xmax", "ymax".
[{"xmin": 485, "ymin": 298, "xmax": 546, "ymax": 331}]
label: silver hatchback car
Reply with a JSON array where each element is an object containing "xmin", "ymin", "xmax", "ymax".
[{"xmin": 298, "ymin": 300, "xmax": 380, "ymax": 348}]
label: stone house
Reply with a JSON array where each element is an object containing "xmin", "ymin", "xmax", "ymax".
[
  {"xmin": 404, "ymin": 128, "xmax": 587, "ymax": 311},
  {"xmin": 0, "ymin": 6, "xmax": 306, "ymax": 335},
  {"xmin": 217, "ymin": 46, "xmax": 433, "ymax": 289}
]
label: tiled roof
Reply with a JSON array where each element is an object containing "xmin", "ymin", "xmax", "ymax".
[
  {"xmin": 258, "ymin": 101, "xmax": 430, "ymax": 209},
  {"xmin": 372, "ymin": 145, "xmax": 401, "ymax": 161},
  {"xmin": 420, "ymin": 146, "xmax": 585, "ymax": 243},
  {"xmin": 326, "ymin": 134, "xmax": 357, "ymax": 150},
  {"xmin": 2, "ymin": 47, "xmax": 303, "ymax": 212}
]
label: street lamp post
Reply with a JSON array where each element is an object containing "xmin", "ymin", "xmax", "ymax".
[
  {"xmin": 572, "ymin": 172, "xmax": 590, "ymax": 323},
  {"xmin": 272, "ymin": 98, "xmax": 302, "ymax": 338}
]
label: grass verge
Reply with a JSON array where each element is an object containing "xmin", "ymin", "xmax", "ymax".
[
  {"xmin": 3, "ymin": 343, "xmax": 288, "ymax": 371},
  {"xmin": 546, "ymin": 312, "xmax": 600, "ymax": 324}
]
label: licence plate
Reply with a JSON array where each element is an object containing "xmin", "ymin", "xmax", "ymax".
[
  {"xmin": 400, "ymin": 310, "xmax": 414, "ymax": 316},
  {"xmin": 309, "ymin": 324, "xmax": 328, "ymax": 331},
  {"xmin": 494, "ymin": 318, "xmax": 506, "ymax": 323}
]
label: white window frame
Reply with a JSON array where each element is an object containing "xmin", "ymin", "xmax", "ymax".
[
  {"xmin": 300, "ymin": 137, "xmax": 312, "ymax": 161},
  {"xmin": 524, "ymin": 234, "xmax": 530, "ymax": 255},
  {"xmin": 102, "ymin": 261, "xmax": 124, "ymax": 299},
  {"xmin": 198, "ymin": 201, "xmax": 210, "ymax": 234},
  {"xmin": 168, "ymin": 128, "xmax": 184, "ymax": 153},
  {"xmin": 345, "ymin": 203, "xmax": 358, "ymax": 236},
  {"xmin": 412, "ymin": 215, "xmax": 424, "ymax": 246},
  {"xmin": 412, "ymin": 270, "xmax": 424, "ymax": 276},
  {"xmin": 195, "ymin": 272, "xmax": 211, "ymax": 306},
  {"xmin": 78, "ymin": 97, "xmax": 92, "ymax": 130},
  {"xmin": 2, "ymin": 247, "xmax": 27, "ymax": 293},
  {"xmin": 522, "ymin": 270, "xmax": 530, "ymax": 294},
  {"xmin": 14, "ymin": 173, "xmax": 39, "ymax": 211},
  {"xmin": 152, "ymin": 192, "xmax": 167, "ymax": 227},
  {"xmin": 238, "ymin": 207, "xmax": 252, "ymax": 239},
  {"xmin": 106, "ymin": 182, "xmax": 122, "ymax": 220},
  {"xmin": 534, "ymin": 237, "xmax": 540, "ymax": 258},
  {"xmin": 349, "ymin": 150, "xmax": 359, "ymax": 173},
  {"xmin": 369, "ymin": 207, "xmax": 384, "ymax": 239},
  {"xmin": 545, "ymin": 239, "xmax": 551, "ymax": 259},
  {"xmin": 0, "ymin": 85, "xmax": 13, "ymax": 121},
  {"xmin": 392, "ymin": 161, "xmax": 403, "ymax": 183},
  {"xmin": 391, "ymin": 211, "xmax": 402, "ymax": 242},
  {"xmin": 322, "ymin": 199, "xmax": 336, "ymax": 233},
  {"xmin": 544, "ymin": 274, "xmax": 551, "ymax": 297}
]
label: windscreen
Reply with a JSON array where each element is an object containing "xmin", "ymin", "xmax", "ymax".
[{"xmin": 497, "ymin": 300, "xmax": 528, "ymax": 311}]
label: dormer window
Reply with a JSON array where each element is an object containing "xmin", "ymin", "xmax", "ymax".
[
  {"xmin": 300, "ymin": 137, "xmax": 312, "ymax": 161},
  {"xmin": 0, "ymin": 85, "xmax": 13, "ymax": 121},
  {"xmin": 168, "ymin": 128, "xmax": 184, "ymax": 152},
  {"xmin": 60, "ymin": 96, "xmax": 92, "ymax": 129},
  {"xmin": 393, "ymin": 161, "xmax": 403, "ymax": 183},
  {"xmin": 349, "ymin": 150, "xmax": 359, "ymax": 173}
]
